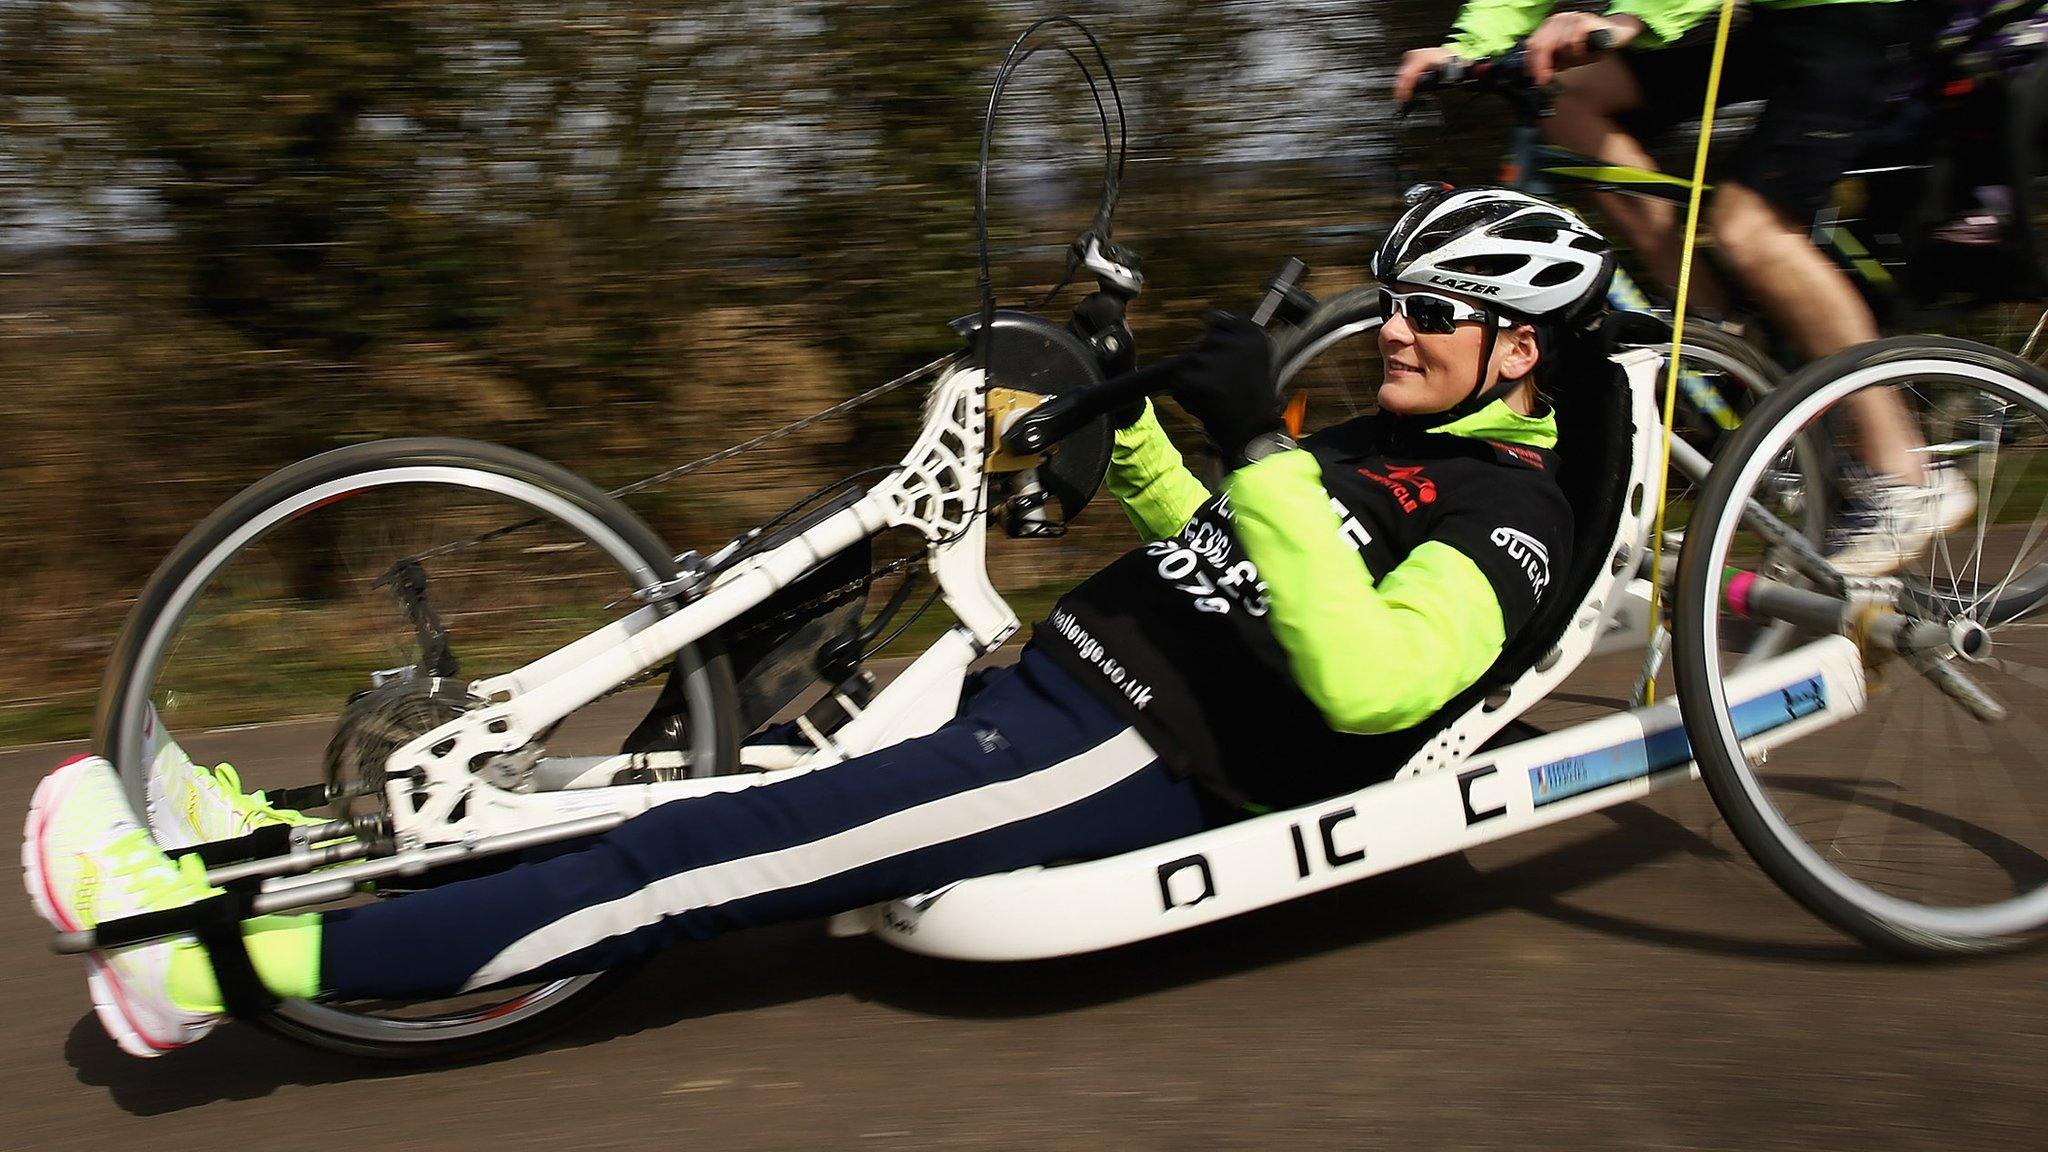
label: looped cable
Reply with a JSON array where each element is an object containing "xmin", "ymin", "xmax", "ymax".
[{"xmin": 974, "ymin": 17, "xmax": 1128, "ymax": 366}]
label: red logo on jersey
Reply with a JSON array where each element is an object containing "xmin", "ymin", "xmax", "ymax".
[{"xmin": 1357, "ymin": 463, "xmax": 1438, "ymax": 514}]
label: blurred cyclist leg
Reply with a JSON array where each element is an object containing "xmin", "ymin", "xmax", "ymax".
[
  {"xmin": 1549, "ymin": 56, "xmax": 1729, "ymax": 316},
  {"xmin": 1544, "ymin": 3, "xmax": 1971, "ymax": 574}
]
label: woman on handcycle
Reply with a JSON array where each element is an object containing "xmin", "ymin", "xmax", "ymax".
[
  {"xmin": 26, "ymin": 187, "xmax": 1612, "ymax": 1059},
  {"xmin": 1396, "ymin": 0, "xmax": 1974, "ymax": 577}
]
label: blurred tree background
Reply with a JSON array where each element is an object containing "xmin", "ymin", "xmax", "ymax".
[{"xmin": 0, "ymin": 0, "xmax": 1507, "ymax": 743}]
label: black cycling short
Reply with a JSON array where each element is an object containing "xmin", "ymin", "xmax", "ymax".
[{"xmin": 1618, "ymin": 3, "xmax": 1920, "ymax": 220}]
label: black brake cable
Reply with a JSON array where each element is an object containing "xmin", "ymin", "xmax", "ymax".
[
  {"xmin": 975, "ymin": 16, "xmax": 1128, "ymax": 366},
  {"xmin": 860, "ymin": 580, "xmax": 946, "ymax": 662},
  {"xmin": 1010, "ymin": 42, "xmax": 1120, "ymax": 310},
  {"xmin": 382, "ymin": 19, "xmax": 1128, "ymax": 586}
]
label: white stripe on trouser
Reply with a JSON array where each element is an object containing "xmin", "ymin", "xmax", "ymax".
[{"xmin": 461, "ymin": 727, "xmax": 1159, "ymax": 990}]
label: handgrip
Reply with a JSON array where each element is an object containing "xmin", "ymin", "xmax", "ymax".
[
  {"xmin": 1415, "ymin": 25, "xmax": 1616, "ymax": 105},
  {"xmin": 1251, "ymin": 258, "xmax": 1309, "ymax": 328},
  {"xmin": 999, "ymin": 259, "xmax": 1309, "ymax": 456},
  {"xmin": 999, "ymin": 359, "xmax": 1176, "ymax": 456}
]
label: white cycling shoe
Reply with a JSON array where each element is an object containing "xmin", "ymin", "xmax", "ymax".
[
  {"xmin": 23, "ymin": 755, "xmax": 223, "ymax": 1057},
  {"xmin": 1826, "ymin": 463, "xmax": 1978, "ymax": 578},
  {"xmin": 142, "ymin": 705, "xmax": 319, "ymax": 849}
]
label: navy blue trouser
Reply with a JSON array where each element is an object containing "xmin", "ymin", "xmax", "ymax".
[{"xmin": 321, "ymin": 648, "xmax": 1210, "ymax": 999}]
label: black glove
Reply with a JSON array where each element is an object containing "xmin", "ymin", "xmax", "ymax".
[{"xmin": 1167, "ymin": 311, "xmax": 1282, "ymax": 463}]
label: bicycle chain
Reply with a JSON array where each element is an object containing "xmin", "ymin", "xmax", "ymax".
[
  {"xmin": 571, "ymin": 346, "xmax": 949, "ymax": 705},
  {"xmin": 727, "ymin": 553, "xmax": 923, "ymax": 645},
  {"xmin": 578, "ymin": 552, "xmax": 925, "ymax": 710}
]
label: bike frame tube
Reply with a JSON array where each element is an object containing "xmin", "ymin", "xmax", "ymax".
[
  {"xmin": 63, "ymin": 632, "xmax": 1863, "ymax": 955},
  {"xmin": 379, "ymin": 365, "xmax": 1020, "ymax": 843},
  {"xmin": 854, "ymin": 635, "xmax": 1865, "ymax": 961}
]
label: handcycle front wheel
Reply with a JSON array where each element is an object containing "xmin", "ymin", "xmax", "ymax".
[
  {"xmin": 1674, "ymin": 337, "xmax": 2048, "ymax": 955},
  {"xmin": 92, "ymin": 436, "xmax": 742, "ymax": 1059}
]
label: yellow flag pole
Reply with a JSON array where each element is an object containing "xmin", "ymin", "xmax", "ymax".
[{"xmin": 1640, "ymin": 0, "xmax": 1740, "ymax": 706}]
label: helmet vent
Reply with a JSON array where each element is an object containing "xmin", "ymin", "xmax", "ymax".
[
  {"xmin": 1411, "ymin": 203, "xmax": 1514, "ymax": 255},
  {"xmin": 1530, "ymin": 263, "xmax": 1580, "ymax": 287},
  {"xmin": 1494, "ymin": 220, "xmax": 1568, "ymax": 243},
  {"xmin": 1442, "ymin": 255, "xmax": 1525, "ymax": 277}
]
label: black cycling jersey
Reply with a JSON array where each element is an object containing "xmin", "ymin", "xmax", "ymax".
[{"xmin": 1033, "ymin": 412, "xmax": 1572, "ymax": 811}]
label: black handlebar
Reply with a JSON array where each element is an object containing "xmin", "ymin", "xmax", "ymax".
[
  {"xmin": 999, "ymin": 259, "xmax": 1310, "ymax": 457},
  {"xmin": 1409, "ymin": 26, "xmax": 1616, "ymax": 110}
]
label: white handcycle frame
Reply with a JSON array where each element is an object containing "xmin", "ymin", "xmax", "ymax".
[{"xmin": 232, "ymin": 345, "xmax": 1872, "ymax": 961}]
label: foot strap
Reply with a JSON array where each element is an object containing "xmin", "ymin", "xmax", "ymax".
[
  {"xmin": 186, "ymin": 893, "xmax": 282, "ymax": 1020},
  {"xmin": 166, "ymin": 823, "xmax": 294, "ymax": 868},
  {"xmin": 83, "ymin": 890, "xmax": 281, "ymax": 1018},
  {"xmin": 261, "ymin": 783, "xmax": 332, "ymax": 812}
]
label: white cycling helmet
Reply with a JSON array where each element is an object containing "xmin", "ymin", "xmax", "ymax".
[
  {"xmin": 1373, "ymin": 184, "xmax": 1615, "ymax": 328},
  {"xmin": 1372, "ymin": 183, "xmax": 1616, "ymax": 418}
]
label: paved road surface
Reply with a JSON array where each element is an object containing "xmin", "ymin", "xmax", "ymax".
[{"xmin": 3, "ymin": 660, "xmax": 2044, "ymax": 1151}]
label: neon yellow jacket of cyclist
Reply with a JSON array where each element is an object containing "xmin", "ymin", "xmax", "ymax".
[
  {"xmin": 1102, "ymin": 399, "xmax": 1557, "ymax": 734},
  {"xmin": 1445, "ymin": 0, "xmax": 1909, "ymax": 61}
]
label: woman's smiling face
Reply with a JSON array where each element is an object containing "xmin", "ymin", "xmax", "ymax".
[{"xmin": 1377, "ymin": 283, "xmax": 1540, "ymax": 416}]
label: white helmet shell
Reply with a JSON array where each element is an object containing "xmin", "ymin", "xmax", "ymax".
[{"xmin": 1373, "ymin": 187, "xmax": 1615, "ymax": 326}]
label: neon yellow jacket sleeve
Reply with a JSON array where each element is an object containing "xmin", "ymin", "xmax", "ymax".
[
  {"xmin": 1606, "ymin": 1, "xmax": 1907, "ymax": 49},
  {"xmin": 1104, "ymin": 400, "xmax": 1213, "ymax": 542},
  {"xmin": 1447, "ymin": 0, "xmax": 1906, "ymax": 59},
  {"xmin": 1445, "ymin": 0, "xmax": 1558, "ymax": 60},
  {"xmin": 1224, "ymin": 450, "xmax": 1506, "ymax": 734}
]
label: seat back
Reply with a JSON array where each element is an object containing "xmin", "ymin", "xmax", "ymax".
[{"xmin": 1393, "ymin": 321, "xmax": 1661, "ymax": 777}]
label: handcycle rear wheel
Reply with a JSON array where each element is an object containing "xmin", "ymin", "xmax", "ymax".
[
  {"xmin": 1674, "ymin": 337, "xmax": 2048, "ymax": 955},
  {"xmin": 93, "ymin": 437, "xmax": 742, "ymax": 1058}
]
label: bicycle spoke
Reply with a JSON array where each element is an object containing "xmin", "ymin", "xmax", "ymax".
[{"xmin": 1679, "ymin": 344, "xmax": 2048, "ymax": 948}]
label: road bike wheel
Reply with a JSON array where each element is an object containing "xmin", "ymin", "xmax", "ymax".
[
  {"xmin": 1674, "ymin": 337, "xmax": 2048, "ymax": 955},
  {"xmin": 93, "ymin": 437, "xmax": 742, "ymax": 1058},
  {"xmin": 1269, "ymin": 286, "xmax": 1395, "ymax": 435}
]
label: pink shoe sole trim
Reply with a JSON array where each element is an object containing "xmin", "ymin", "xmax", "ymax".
[
  {"xmin": 24, "ymin": 758, "xmax": 90, "ymax": 933},
  {"xmin": 24, "ymin": 757, "xmax": 190, "ymax": 1056},
  {"xmin": 87, "ymin": 959, "xmax": 181, "ymax": 1057}
]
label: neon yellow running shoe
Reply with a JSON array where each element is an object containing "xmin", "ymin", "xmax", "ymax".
[
  {"xmin": 143, "ymin": 705, "xmax": 323, "ymax": 849},
  {"xmin": 23, "ymin": 755, "xmax": 223, "ymax": 1057}
]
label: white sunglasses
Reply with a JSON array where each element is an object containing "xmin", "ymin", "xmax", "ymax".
[{"xmin": 1380, "ymin": 287, "xmax": 1517, "ymax": 334}]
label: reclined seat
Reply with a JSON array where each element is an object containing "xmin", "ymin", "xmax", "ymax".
[
  {"xmin": 833, "ymin": 330, "xmax": 1663, "ymax": 958},
  {"xmin": 1387, "ymin": 315, "xmax": 1660, "ymax": 779}
]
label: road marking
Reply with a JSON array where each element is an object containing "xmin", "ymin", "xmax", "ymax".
[{"xmin": 0, "ymin": 737, "xmax": 89, "ymax": 760}]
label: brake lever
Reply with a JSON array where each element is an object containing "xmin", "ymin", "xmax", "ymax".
[
  {"xmin": 1251, "ymin": 258, "xmax": 1309, "ymax": 328},
  {"xmin": 1079, "ymin": 234, "xmax": 1144, "ymax": 297}
]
